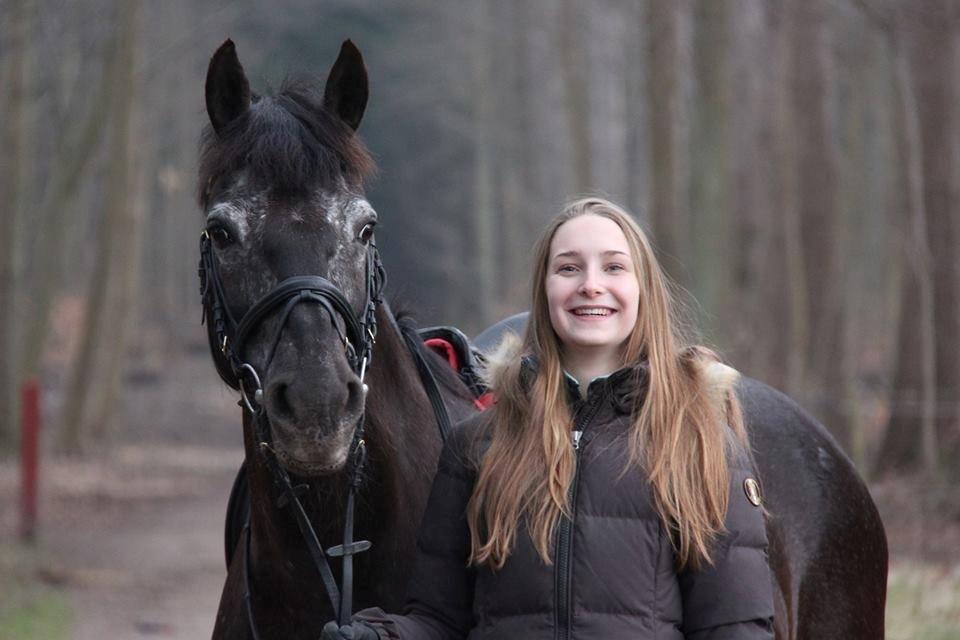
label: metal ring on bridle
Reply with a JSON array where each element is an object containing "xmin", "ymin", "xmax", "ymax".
[{"xmin": 238, "ymin": 363, "xmax": 264, "ymax": 414}]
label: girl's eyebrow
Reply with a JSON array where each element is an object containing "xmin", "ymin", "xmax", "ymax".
[{"xmin": 552, "ymin": 250, "xmax": 630, "ymax": 259}]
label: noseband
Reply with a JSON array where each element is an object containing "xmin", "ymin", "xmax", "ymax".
[{"xmin": 198, "ymin": 230, "xmax": 387, "ymax": 632}]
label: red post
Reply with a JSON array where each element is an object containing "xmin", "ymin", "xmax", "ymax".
[{"xmin": 20, "ymin": 377, "xmax": 40, "ymax": 542}]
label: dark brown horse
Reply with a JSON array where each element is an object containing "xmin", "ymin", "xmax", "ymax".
[
  {"xmin": 199, "ymin": 40, "xmax": 478, "ymax": 639},
  {"xmin": 475, "ymin": 314, "xmax": 889, "ymax": 640}
]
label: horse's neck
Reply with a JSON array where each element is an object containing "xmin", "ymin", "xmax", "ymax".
[{"xmin": 360, "ymin": 304, "xmax": 447, "ymax": 518}]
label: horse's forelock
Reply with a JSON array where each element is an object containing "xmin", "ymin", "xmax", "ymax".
[{"xmin": 198, "ymin": 78, "xmax": 376, "ymax": 210}]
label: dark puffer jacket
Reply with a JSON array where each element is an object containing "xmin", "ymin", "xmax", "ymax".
[{"xmin": 358, "ymin": 365, "xmax": 775, "ymax": 639}]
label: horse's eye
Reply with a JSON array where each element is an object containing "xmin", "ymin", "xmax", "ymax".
[
  {"xmin": 358, "ymin": 222, "xmax": 376, "ymax": 244},
  {"xmin": 208, "ymin": 225, "xmax": 233, "ymax": 248}
]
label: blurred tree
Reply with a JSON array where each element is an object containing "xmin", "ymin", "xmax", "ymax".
[
  {"xmin": 912, "ymin": 2, "xmax": 960, "ymax": 468},
  {"xmin": 771, "ymin": 0, "xmax": 806, "ymax": 396},
  {"xmin": 791, "ymin": 0, "xmax": 851, "ymax": 450},
  {"xmin": 646, "ymin": 0, "xmax": 691, "ymax": 281},
  {"xmin": 689, "ymin": 0, "xmax": 733, "ymax": 346},
  {"xmin": 20, "ymin": 27, "xmax": 117, "ymax": 384},
  {"xmin": 59, "ymin": 0, "xmax": 141, "ymax": 451},
  {"xmin": 0, "ymin": 0, "xmax": 31, "ymax": 448},
  {"xmin": 469, "ymin": 0, "xmax": 496, "ymax": 328},
  {"xmin": 726, "ymin": 0, "xmax": 785, "ymax": 384},
  {"xmin": 624, "ymin": 0, "xmax": 648, "ymax": 218},
  {"xmin": 871, "ymin": 0, "xmax": 955, "ymax": 476},
  {"xmin": 560, "ymin": 0, "xmax": 593, "ymax": 193}
]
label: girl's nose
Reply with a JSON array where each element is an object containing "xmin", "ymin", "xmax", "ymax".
[{"xmin": 578, "ymin": 270, "xmax": 603, "ymax": 296}]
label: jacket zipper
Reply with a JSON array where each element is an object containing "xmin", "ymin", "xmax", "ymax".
[{"xmin": 555, "ymin": 391, "xmax": 604, "ymax": 640}]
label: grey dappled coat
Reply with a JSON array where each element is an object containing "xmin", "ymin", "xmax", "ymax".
[{"xmin": 357, "ymin": 364, "xmax": 775, "ymax": 639}]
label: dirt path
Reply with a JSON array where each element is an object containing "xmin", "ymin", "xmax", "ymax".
[
  {"xmin": 37, "ymin": 445, "xmax": 241, "ymax": 639},
  {"xmin": 1, "ymin": 349, "xmax": 245, "ymax": 639}
]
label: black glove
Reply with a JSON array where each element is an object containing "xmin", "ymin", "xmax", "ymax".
[{"xmin": 321, "ymin": 620, "xmax": 381, "ymax": 640}]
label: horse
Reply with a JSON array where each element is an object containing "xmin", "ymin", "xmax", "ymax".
[
  {"xmin": 198, "ymin": 40, "xmax": 479, "ymax": 639},
  {"xmin": 475, "ymin": 314, "xmax": 889, "ymax": 640}
]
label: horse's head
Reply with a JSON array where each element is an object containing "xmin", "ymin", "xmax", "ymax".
[{"xmin": 198, "ymin": 39, "xmax": 378, "ymax": 476}]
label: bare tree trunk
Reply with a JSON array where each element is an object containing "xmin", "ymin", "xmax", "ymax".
[
  {"xmin": 647, "ymin": 0, "xmax": 693, "ymax": 284},
  {"xmin": 20, "ymin": 38, "xmax": 116, "ymax": 380},
  {"xmin": 469, "ymin": 0, "xmax": 496, "ymax": 329},
  {"xmin": 624, "ymin": 0, "xmax": 647, "ymax": 218},
  {"xmin": 0, "ymin": 0, "xmax": 30, "ymax": 449},
  {"xmin": 837, "ymin": 25, "xmax": 880, "ymax": 473},
  {"xmin": 912, "ymin": 2, "xmax": 960, "ymax": 467},
  {"xmin": 91, "ymin": 2, "xmax": 142, "ymax": 441},
  {"xmin": 790, "ymin": 0, "xmax": 851, "ymax": 449},
  {"xmin": 727, "ymin": 0, "xmax": 781, "ymax": 381},
  {"xmin": 770, "ymin": 0, "xmax": 806, "ymax": 394},
  {"xmin": 876, "ymin": 8, "xmax": 938, "ymax": 476},
  {"xmin": 559, "ymin": 0, "xmax": 592, "ymax": 193},
  {"xmin": 498, "ymin": 0, "xmax": 538, "ymax": 310},
  {"xmin": 59, "ymin": 0, "xmax": 140, "ymax": 452},
  {"xmin": 690, "ymin": 0, "xmax": 733, "ymax": 344}
]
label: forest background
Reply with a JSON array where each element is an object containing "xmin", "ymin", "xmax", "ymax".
[{"xmin": 0, "ymin": 0, "xmax": 958, "ymax": 638}]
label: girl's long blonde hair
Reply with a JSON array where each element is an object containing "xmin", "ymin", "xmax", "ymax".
[{"xmin": 466, "ymin": 197, "xmax": 748, "ymax": 571}]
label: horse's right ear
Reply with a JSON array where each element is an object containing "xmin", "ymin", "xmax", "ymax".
[
  {"xmin": 323, "ymin": 40, "xmax": 368, "ymax": 131},
  {"xmin": 206, "ymin": 39, "xmax": 251, "ymax": 135}
]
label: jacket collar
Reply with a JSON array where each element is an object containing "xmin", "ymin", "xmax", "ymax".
[{"xmin": 520, "ymin": 355, "xmax": 648, "ymax": 414}]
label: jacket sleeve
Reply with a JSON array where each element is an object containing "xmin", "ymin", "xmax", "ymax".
[
  {"xmin": 354, "ymin": 423, "xmax": 479, "ymax": 640},
  {"xmin": 678, "ymin": 465, "xmax": 775, "ymax": 640}
]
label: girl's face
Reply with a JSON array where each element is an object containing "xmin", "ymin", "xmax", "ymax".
[{"xmin": 545, "ymin": 214, "xmax": 640, "ymax": 364}]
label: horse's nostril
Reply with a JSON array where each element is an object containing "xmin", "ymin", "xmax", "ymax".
[
  {"xmin": 345, "ymin": 379, "xmax": 363, "ymax": 414},
  {"xmin": 268, "ymin": 382, "xmax": 295, "ymax": 421}
]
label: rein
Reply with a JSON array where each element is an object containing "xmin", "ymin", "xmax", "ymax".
[{"xmin": 198, "ymin": 231, "xmax": 451, "ymax": 635}]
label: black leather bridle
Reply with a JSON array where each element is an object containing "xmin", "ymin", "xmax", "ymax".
[
  {"xmin": 198, "ymin": 229, "xmax": 398, "ymax": 634},
  {"xmin": 199, "ymin": 230, "xmax": 383, "ymax": 397}
]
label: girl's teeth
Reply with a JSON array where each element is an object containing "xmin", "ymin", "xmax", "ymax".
[{"xmin": 574, "ymin": 309, "xmax": 610, "ymax": 316}]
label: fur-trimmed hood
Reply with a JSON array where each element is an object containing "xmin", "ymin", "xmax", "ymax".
[{"xmin": 481, "ymin": 333, "xmax": 741, "ymax": 417}]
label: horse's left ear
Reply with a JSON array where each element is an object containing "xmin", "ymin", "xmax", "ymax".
[{"xmin": 323, "ymin": 40, "xmax": 368, "ymax": 131}]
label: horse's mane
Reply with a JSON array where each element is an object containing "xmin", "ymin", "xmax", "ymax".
[{"xmin": 197, "ymin": 78, "xmax": 376, "ymax": 209}]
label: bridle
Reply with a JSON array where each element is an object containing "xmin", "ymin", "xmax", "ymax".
[
  {"xmin": 198, "ymin": 229, "xmax": 397, "ymax": 634},
  {"xmin": 199, "ymin": 230, "xmax": 383, "ymax": 399}
]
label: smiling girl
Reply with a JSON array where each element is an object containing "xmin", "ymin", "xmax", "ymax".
[{"xmin": 325, "ymin": 197, "xmax": 774, "ymax": 639}]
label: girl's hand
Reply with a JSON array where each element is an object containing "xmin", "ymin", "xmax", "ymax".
[{"xmin": 321, "ymin": 621, "xmax": 381, "ymax": 640}]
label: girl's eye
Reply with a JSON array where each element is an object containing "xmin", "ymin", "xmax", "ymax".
[
  {"xmin": 358, "ymin": 222, "xmax": 376, "ymax": 243},
  {"xmin": 606, "ymin": 263, "xmax": 625, "ymax": 272},
  {"xmin": 558, "ymin": 265, "xmax": 578, "ymax": 273}
]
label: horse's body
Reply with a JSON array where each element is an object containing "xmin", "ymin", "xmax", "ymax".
[
  {"xmin": 199, "ymin": 41, "xmax": 477, "ymax": 639},
  {"xmin": 476, "ymin": 314, "xmax": 889, "ymax": 640},
  {"xmin": 744, "ymin": 377, "xmax": 887, "ymax": 639}
]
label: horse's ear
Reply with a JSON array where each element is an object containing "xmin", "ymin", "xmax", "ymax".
[
  {"xmin": 323, "ymin": 40, "xmax": 368, "ymax": 131},
  {"xmin": 206, "ymin": 39, "xmax": 251, "ymax": 135}
]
